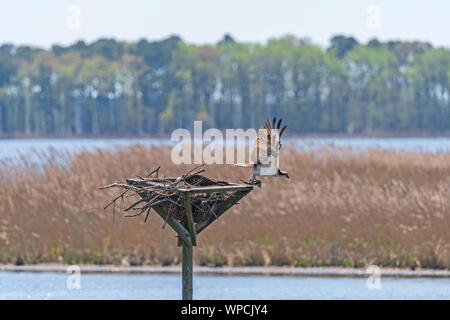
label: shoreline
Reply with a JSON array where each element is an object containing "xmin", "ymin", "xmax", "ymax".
[{"xmin": 1, "ymin": 264, "xmax": 449, "ymax": 278}]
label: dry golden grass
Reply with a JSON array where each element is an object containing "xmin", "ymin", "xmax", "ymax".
[{"xmin": 0, "ymin": 145, "xmax": 449, "ymax": 269}]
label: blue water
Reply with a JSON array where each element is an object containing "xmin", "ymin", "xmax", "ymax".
[
  {"xmin": 0, "ymin": 137, "xmax": 449, "ymax": 162},
  {"xmin": 287, "ymin": 137, "xmax": 450, "ymax": 153},
  {"xmin": 0, "ymin": 272, "xmax": 448, "ymax": 300},
  {"xmin": 0, "ymin": 138, "xmax": 171, "ymax": 162}
]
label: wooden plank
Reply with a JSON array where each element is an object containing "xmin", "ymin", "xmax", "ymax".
[
  {"xmin": 182, "ymin": 242, "xmax": 193, "ymax": 300},
  {"xmin": 128, "ymin": 178, "xmax": 251, "ymax": 194},
  {"xmin": 195, "ymin": 189, "xmax": 252, "ymax": 234},
  {"xmin": 152, "ymin": 205, "xmax": 192, "ymax": 246},
  {"xmin": 183, "ymin": 193, "xmax": 197, "ymax": 246},
  {"xmin": 178, "ymin": 185, "xmax": 253, "ymax": 194},
  {"xmin": 126, "ymin": 178, "xmax": 177, "ymax": 188}
]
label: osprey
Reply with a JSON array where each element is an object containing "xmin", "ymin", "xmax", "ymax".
[{"xmin": 236, "ymin": 117, "xmax": 289, "ymax": 186}]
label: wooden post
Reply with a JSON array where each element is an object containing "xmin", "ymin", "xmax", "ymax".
[
  {"xmin": 182, "ymin": 240, "xmax": 193, "ymax": 300},
  {"xmin": 183, "ymin": 193, "xmax": 197, "ymax": 246},
  {"xmin": 125, "ymin": 178, "xmax": 253, "ymax": 300}
]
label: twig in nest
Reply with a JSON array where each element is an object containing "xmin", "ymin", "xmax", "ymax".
[
  {"xmin": 145, "ymin": 166, "xmax": 160, "ymax": 178},
  {"xmin": 102, "ymin": 165, "xmax": 241, "ymax": 225},
  {"xmin": 124, "ymin": 198, "xmax": 146, "ymax": 212},
  {"xmin": 124, "ymin": 199, "xmax": 166, "ymax": 217},
  {"xmin": 104, "ymin": 189, "xmax": 129, "ymax": 210},
  {"xmin": 209, "ymin": 201, "xmax": 219, "ymax": 220},
  {"xmin": 168, "ymin": 164, "xmax": 205, "ymax": 187},
  {"xmin": 144, "ymin": 207, "xmax": 152, "ymax": 223},
  {"xmin": 112, "ymin": 200, "xmax": 116, "ymax": 224}
]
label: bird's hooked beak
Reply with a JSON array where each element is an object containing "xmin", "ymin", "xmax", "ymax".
[{"xmin": 278, "ymin": 169, "xmax": 290, "ymax": 180}]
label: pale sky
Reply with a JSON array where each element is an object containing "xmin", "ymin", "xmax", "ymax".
[{"xmin": 1, "ymin": 0, "xmax": 449, "ymax": 48}]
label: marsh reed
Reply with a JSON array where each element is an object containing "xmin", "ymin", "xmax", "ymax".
[{"xmin": 0, "ymin": 145, "xmax": 448, "ymax": 268}]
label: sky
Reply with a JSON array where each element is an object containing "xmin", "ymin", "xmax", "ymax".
[{"xmin": 1, "ymin": 0, "xmax": 449, "ymax": 49}]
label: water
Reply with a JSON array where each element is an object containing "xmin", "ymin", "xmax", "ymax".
[
  {"xmin": 0, "ymin": 137, "xmax": 449, "ymax": 162},
  {"xmin": 0, "ymin": 138, "xmax": 171, "ymax": 162},
  {"xmin": 0, "ymin": 272, "xmax": 448, "ymax": 300},
  {"xmin": 287, "ymin": 137, "xmax": 450, "ymax": 153}
]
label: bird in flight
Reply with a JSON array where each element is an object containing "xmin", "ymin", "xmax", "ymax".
[{"xmin": 235, "ymin": 117, "xmax": 289, "ymax": 186}]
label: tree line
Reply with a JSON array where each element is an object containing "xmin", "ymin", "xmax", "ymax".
[{"xmin": 0, "ymin": 34, "xmax": 448, "ymax": 136}]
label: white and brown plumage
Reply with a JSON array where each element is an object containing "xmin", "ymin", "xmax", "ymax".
[{"xmin": 236, "ymin": 117, "xmax": 289, "ymax": 186}]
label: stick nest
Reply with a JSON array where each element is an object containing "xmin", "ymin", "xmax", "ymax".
[{"xmin": 100, "ymin": 166, "xmax": 235, "ymax": 225}]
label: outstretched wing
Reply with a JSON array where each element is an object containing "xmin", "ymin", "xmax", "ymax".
[{"xmin": 250, "ymin": 117, "xmax": 287, "ymax": 166}]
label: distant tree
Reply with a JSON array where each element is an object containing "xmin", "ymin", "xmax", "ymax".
[
  {"xmin": 0, "ymin": 35, "xmax": 448, "ymax": 136},
  {"xmin": 411, "ymin": 48, "xmax": 450, "ymax": 131},
  {"xmin": 0, "ymin": 54, "xmax": 16, "ymax": 87},
  {"xmin": 389, "ymin": 41, "xmax": 433, "ymax": 65},
  {"xmin": 367, "ymin": 38, "xmax": 382, "ymax": 48},
  {"xmin": 329, "ymin": 35, "xmax": 359, "ymax": 58},
  {"xmin": 87, "ymin": 38, "xmax": 124, "ymax": 61},
  {"xmin": 218, "ymin": 33, "xmax": 236, "ymax": 45},
  {"xmin": 51, "ymin": 45, "xmax": 67, "ymax": 56},
  {"xmin": 15, "ymin": 46, "xmax": 41, "ymax": 62}
]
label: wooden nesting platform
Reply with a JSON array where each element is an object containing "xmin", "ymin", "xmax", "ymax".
[
  {"xmin": 126, "ymin": 175, "xmax": 253, "ymax": 247},
  {"xmin": 102, "ymin": 168, "xmax": 253, "ymax": 300}
]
